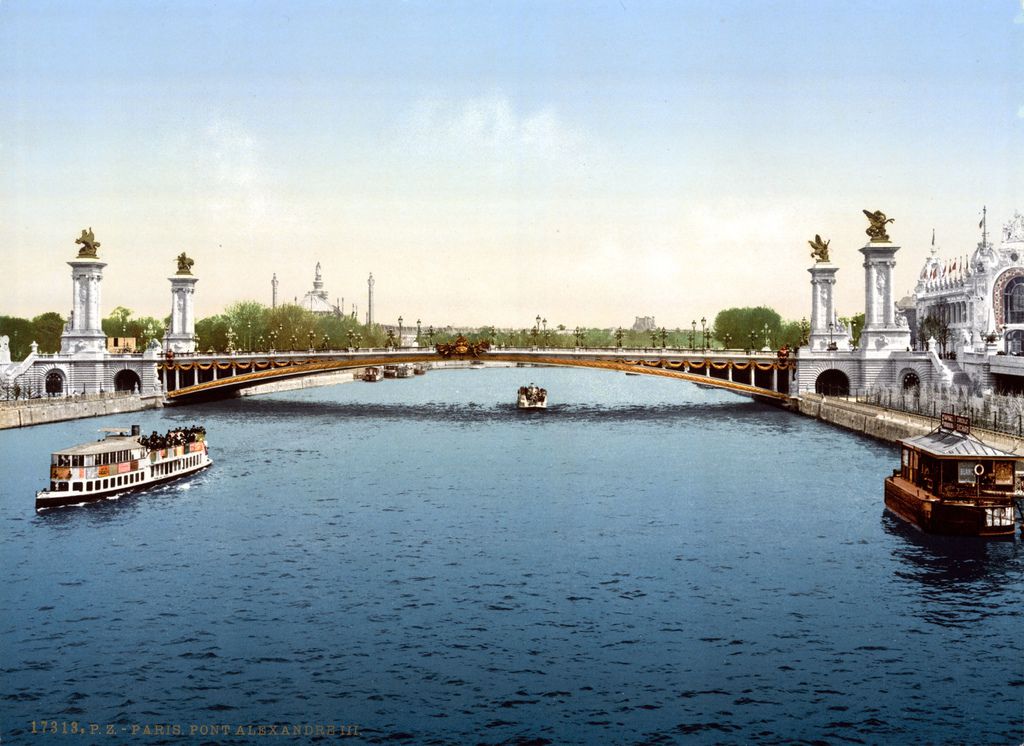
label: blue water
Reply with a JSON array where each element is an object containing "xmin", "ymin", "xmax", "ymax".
[{"xmin": 1, "ymin": 367, "xmax": 1021, "ymax": 744}]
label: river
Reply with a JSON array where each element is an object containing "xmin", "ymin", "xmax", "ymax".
[{"xmin": 1, "ymin": 367, "xmax": 1021, "ymax": 744}]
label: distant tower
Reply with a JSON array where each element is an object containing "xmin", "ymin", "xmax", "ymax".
[
  {"xmin": 367, "ymin": 273, "xmax": 375, "ymax": 326},
  {"xmin": 165, "ymin": 253, "xmax": 199, "ymax": 354},
  {"xmin": 272, "ymin": 273, "xmax": 279, "ymax": 309},
  {"xmin": 60, "ymin": 228, "xmax": 107, "ymax": 355}
]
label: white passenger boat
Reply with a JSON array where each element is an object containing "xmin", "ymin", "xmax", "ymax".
[
  {"xmin": 363, "ymin": 366, "xmax": 384, "ymax": 382},
  {"xmin": 517, "ymin": 383, "xmax": 548, "ymax": 410},
  {"xmin": 396, "ymin": 364, "xmax": 413, "ymax": 378},
  {"xmin": 36, "ymin": 425, "xmax": 211, "ymax": 511}
]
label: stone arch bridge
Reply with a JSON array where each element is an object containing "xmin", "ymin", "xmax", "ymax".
[{"xmin": 160, "ymin": 347, "xmax": 796, "ymax": 404}]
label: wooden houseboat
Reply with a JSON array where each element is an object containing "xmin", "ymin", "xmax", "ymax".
[{"xmin": 884, "ymin": 415, "xmax": 1021, "ymax": 538}]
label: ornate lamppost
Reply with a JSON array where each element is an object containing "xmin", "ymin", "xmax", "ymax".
[
  {"xmin": 416, "ymin": 319, "xmax": 421, "ymax": 345},
  {"xmin": 346, "ymin": 329, "xmax": 356, "ymax": 349},
  {"xmin": 748, "ymin": 330, "xmax": 757, "ymax": 352},
  {"xmin": 649, "ymin": 329, "xmax": 658, "ymax": 348},
  {"xmin": 827, "ymin": 322, "xmax": 837, "ymax": 351},
  {"xmin": 246, "ymin": 321, "xmax": 252, "ymax": 351},
  {"xmin": 615, "ymin": 327, "xmax": 624, "ymax": 348},
  {"xmin": 700, "ymin": 317, "xmax": 707, "ymax": 352},
  {"xmin": 308, "ymin": 330, "xmax": 315, "ymax": 351},
  {"xmin": 427, "ymin": 326, "xmax": 435, "ymax": 346},
  {"xmin": 763, "ymin": 323, "xmax": 770, "ymax": 350},
  {"xmin": 574, "ymin": 326, "xmax": 583, "ymax": 348},
  {"xmin": 354, "ymin": 332, "xmax": 362, "ymax": 349},
  {"xmin": 689, "ymin": 320, "xmax": 696, "ymax": 350},
  {"xmin": 723, "ymin": 332, "xmax": 732, "ymax": 349},
  {"xmin": 659, "ymin": 327, "xmax": 667, "ymax": 349},
  {"xmin": 398, "ymin": 316, "xmax": 403, "ymax": 349},
  {"xmin": 226, "ymin": 326, "xmax": 237, "ymax": 354}
]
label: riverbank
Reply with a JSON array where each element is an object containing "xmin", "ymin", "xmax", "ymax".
[
  {"xmin": 0, "ymin": 393, "xmax": 163, "ymax": 430},
  {"xmin": 237, "ymin": 369, "xmax": 363, "ymax": 397},
  {"xmin": 797, "ymin": 393, "xmax": 1024, "ymax": 453}
]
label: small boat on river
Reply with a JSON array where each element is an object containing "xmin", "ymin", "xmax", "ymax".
[
  {"xmin": 36, "ymin": 425, "xmax": 211, "ymax": 511},
  {"xmin": 884, "ymin": 414, "xmax": 1022, "ymax": 538},
  {"xmin": 363, "ymin": 366, "xmax": 383, "ymax": 382},
  {"xmin": 396, "ymin": 364, "xmax": 413, "ymax": 378},
  {"xmin": 517, "ymin": 383, "xmax": 547, "ymax": 410}
]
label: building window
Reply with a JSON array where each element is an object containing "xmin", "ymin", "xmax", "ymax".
[{"xmin": 1004, "ymin": 277, "xmax": 1024, "ymax": 324}]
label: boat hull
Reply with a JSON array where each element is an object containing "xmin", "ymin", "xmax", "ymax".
[
  {"xmin": 884, "ymin": 476, "xmax": 1016, "ymax": 538},
  {"xmin": 36, "ymin": 459, "xmax": 212, "ymax": 511}
]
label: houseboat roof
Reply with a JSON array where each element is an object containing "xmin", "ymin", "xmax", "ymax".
[
  {"xmin": 902, "ymin": 429, "xmax": 1013, "ymax": 458},
  {"xmin": 53, "ymin": 434, "xmax": 140, "ymax": 456}
]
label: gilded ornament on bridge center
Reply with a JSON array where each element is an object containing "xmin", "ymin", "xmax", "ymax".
[
  {"xmin": 75, "ymin": 227, "xmax": 100, "ymax": 257},
  {"xmin": 863, "ymin": 209, "xmax": 895, "ymax": 243},
  {"xmin": 808, "ymin": 234, "xmax": 830, "ymax": 263},
  {"xmin": 435, "ymin": 335, "xmax": 489, "ymax": 358},
  {"xmin": 175, "ymin": 252, "xmax": 195, "ymax": 275}
]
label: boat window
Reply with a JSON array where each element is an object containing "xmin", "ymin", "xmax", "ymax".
[
  {"xmin": 102, "ymin": 478, "xmax": 108, "ymax": 489},
  {"xmin": 957, "ymin": 462, "xmax": 978, "ymax": 484},
  {"xmin": 72, "ymin": 482, "xmax": 81, "ymax": 491},
  {"xmin": 57, "ymin": 454, "xmax": 70, "ymax": 466},
  {"xmin": 85, "ymin": 455, "xmax": 94, "ymax": 467},
  {"xmin": 72, "ymin": 455, "xmax": 82, "ymax": 467}
]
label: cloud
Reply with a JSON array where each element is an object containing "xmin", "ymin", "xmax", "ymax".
[{"xmin": 397, "ymin": 93, "xmax": 598, "ymax": 193}]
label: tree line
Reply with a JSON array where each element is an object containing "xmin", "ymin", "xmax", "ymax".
[{"xmin": 0, "ymin": 303, "xmax": 826, "ymax": 358}]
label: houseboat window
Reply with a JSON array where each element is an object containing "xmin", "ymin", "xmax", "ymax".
[
  {"xmin": 72, "ymin": 455, "xmax": 83, "ymax": 467},
  {"xmin": 84, "ymin": 455, "xmax": 94, "ymax": 467},
  {"xmin": 72, "ymin": 482, "xmax": 81, "ymax": 491},
  {"xmin": 57, "ymin": 454, "xmax": 70, "ymax": 466},
  {"xmin": 102, "ymin": 478, "xmax": 108, "ymax": 489},
  {"xmin": 957, "ymin": 462, "xmax": 978, "ymax": 484},
  {"xmin": 902, "ymin": 449, "xmax": 909, "ymax": 466}
]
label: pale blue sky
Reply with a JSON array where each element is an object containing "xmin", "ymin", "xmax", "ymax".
[{"xmin": 2, "ymin": 1, "xmax": 1021, "ymax": 326}]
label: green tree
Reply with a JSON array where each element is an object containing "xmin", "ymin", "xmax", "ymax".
[
  {"xmin": 104, "ymin": 306, "xmax": 133, "ymax": 336},
  {"xmin": 31, "ymin": 312, "xmax": 66, "ymax": 353},
  {"xmin": 713, "ymin": 307, "xmax": 783, "ymax": 348},
  {"xmin": 0, "ymin": 316, "xmax": 34, "ymax": 359},
  {"xmin": 838, "ymin": 313, "xmax": 865, "ymax": 347}
]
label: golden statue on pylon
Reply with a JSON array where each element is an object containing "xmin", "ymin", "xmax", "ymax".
[
  {"xmin": 175, "ymin": 252, "xmax": 195, "ymax": 275},
  {"xmin": 863, "ymin": 209, "xmax": 895, "ymax": 243},
  {"xmin": 808, "ymin": 234, "xmax": 830, "ymax": 263},
  {"xmin": 75, "ymin": 227, "xmax": 100, "ymax": 257}
]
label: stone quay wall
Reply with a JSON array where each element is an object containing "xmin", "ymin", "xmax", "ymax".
[
  {"xmin": 797, "ymin": 393, "xmax": 1024, "ymax": 452},
  {"xmin": 0, "ymin": 393, "xmax": 163, "ymax": 430}
]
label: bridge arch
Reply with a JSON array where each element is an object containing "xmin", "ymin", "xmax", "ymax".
[
  {"xmin": 44, "ymin": 368, "xmax": 66, "ymax": 396},
  {"xmin": 815, "ymin": 369, "xmax": 849, "ymax": 396},
  {"xmin": 897, "ymin": 367, "xmax": 921, "ymax": 391},
  {"xmin": 113, "ymin": 369, "xmax": 142, "ymax": 393},
  {"xmin": 160, "ymin": 350, "xmax": 796, "ymax": 404}
]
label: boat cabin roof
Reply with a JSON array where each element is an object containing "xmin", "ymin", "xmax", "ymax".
[
  {"xmin": 53, "ymin": 434, "xmax": 141, "ymax": 456},
  {"xmin": 902, "ymin": 429, "xmax": 1013, "ymax": 459}
]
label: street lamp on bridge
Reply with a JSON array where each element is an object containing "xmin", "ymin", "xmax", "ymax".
[
  {"xmin": 397, "ymin": 317, "xmax": 403, "ymax": 349},
  {"xmin": 659, "ymin": 327, "xmax": 667, "ymax": 349},
  {"xmin": 416, "ymin": 319, "xmax": 421, "ymax": 345},
  {"xmin": 700, "ymin": 317, "xmax": 707, "ymax": 352},
  {"xmin": 574, "ymin": 326, "xmax": 584, "ymax": 348},
  {"xmin": 615, "ymin": 327, "xmax": 624, "ymax": 348},
  {"xmin": 763, "ymin": 323, "xmax": 771, "ymax": 351},
  {"xmin": 690, "ymin": 320, "xmax": 696, "ymax": 350}
]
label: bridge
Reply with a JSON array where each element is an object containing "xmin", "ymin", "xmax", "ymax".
[{"xmin": 159, "ymin": 344, "xmax": 796, "ymax": 404}]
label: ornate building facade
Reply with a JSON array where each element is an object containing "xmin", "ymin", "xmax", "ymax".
[{"xmin": 913, "ymin": 211, "xmax": 1024, "ymax": 354}]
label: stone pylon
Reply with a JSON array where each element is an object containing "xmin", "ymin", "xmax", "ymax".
[
  {"xmin": 165, "ymin": 260, "xmax": 198, "ymax": 353},
  {"xmin": 859, "ymin": 240, "xmax": 911, "ymax": 354},
  {"xmin": 807, "ymin": 262, "xmax": 849, "ymax": 351},
  {"xmin": 60, "ymin": 256, "xmax": 107, "ymax": 355}
]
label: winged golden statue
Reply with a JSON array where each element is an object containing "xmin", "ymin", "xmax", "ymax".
[
  {"xmin": 75, "ymin": 227, "xmax": 100, "ymax": 257},
  {"xmin": 863, "ymin": 209, "xmax": 895, "ymax": 243},
  {"xmin": 175, "ymin": 252, "xmax": 195, "ymax": 275},
  {"xmin": 808, "ymin": 234, "xmax": 830, "ymax": 263}
]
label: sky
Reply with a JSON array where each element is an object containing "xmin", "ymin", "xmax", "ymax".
[{"xmin": 1, "ymin": 0, "xmax": 1022, "ymax": 329}]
